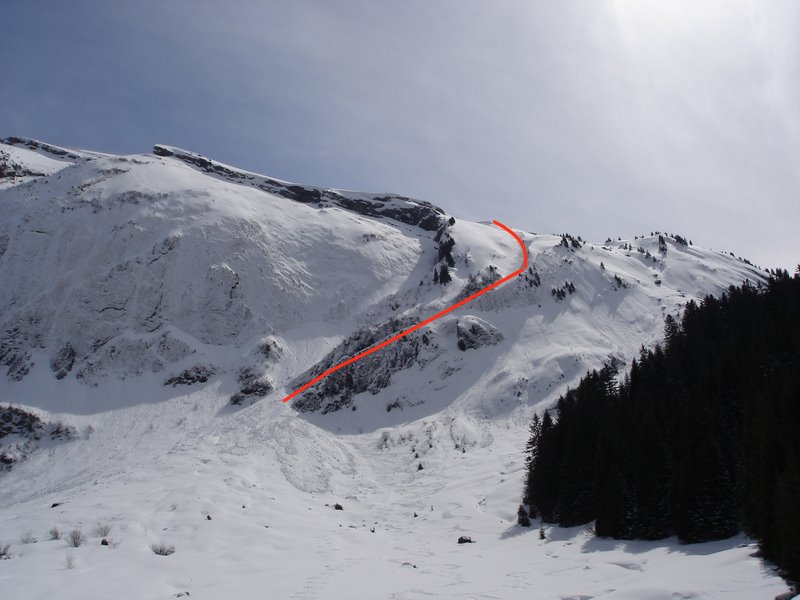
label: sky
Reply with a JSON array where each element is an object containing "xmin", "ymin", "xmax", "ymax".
[{"xmin": 1, "ymin": 0, "xmax": 798, "ymax": 270}]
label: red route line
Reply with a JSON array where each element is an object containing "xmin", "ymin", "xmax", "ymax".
[{"xmin": 282, "ymin": 219, "xmax": 529, "ymax": 403}]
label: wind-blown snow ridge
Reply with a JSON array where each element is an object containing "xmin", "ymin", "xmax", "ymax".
[{"xmin": 0, "ymin": 138, "xmax": 785, "ymax": 599}]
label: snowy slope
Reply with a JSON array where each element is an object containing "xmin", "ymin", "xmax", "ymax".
[{"xmin": 0, "ymin": 138, "xmax": 789, "ymax": 599}]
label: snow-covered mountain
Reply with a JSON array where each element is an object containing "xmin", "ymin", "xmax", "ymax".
[{"xmin": 0, "ymin": 138, "xmax": 787, "ymax": 599}]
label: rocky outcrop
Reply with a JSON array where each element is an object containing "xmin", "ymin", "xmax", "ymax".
[
  {"xmin": 292, "ymin": 316, "xmax": 441, "ymax": 414},
  {"xmin": 153, "ymin": 145, "xmax": 446, "ymax": 232},
  {"xmin": 335, "ymin": 195, "xmax": 443, "ymax": 232},
  {"xmin": 256, "ymin": 339, "xmax": 283, "ymax": 362},
  {"xmin": 0, "ymin": 154, "xmax": 45, "ymax": 180},
  {"xmin": 456, "ymin": 316, "xmax": 504, "ymax": 351},
  {"xmin": 290, "ymin": 313, "xmax": 503, "ymax": 414},
  {"xmin": 50, "ymin": 343, "xmax": 76, "ymax": 380},
  {"xmin": 76, "ymin": 338, "xmax": 165, "ymax": 383},
  {"xmin": 1, "ymin": 137, "xmax": 81, "ymax": 160},
  {"xmin": 0, "ymin": 405, "xmax": 77, "ymax": 472},
  {"xmin": 229, "ymin": 366, "xmax": 273, "ymax": 406},
  {"xmin": 0, "ymin": 323, "xmax": 39, "ymax": 381},
  {"xmin": 164, "ymin": 364, "xmax": 216, "ymax": 387}
]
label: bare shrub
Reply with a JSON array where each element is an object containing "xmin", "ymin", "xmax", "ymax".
[
  {"xmin": 66, "ymin": 529, "xmax": 86, "ymax": 548},
  {"xmin": 49, "ymin": 526, "xmax": 61, "ymax": 540},
  {"xmin": 150, "ymin": 542, "xmax": 175, "ymax": 556},
  {"xmin": 64, "ymin": 551, "xmax": 75, "ymax": 569},
  {"xmin": 95, "ymin": 523, "xmax": 112, "ymax": 537},
  {"xmin": 0, "ymin": 543, "xmax": 11, "ymax": 559},
  {"xmin": 20, "ymin": 531, "xmax": 36, "ymax": 544}
]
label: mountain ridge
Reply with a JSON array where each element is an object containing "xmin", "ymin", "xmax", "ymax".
[{"xmin": 0, "ymin": 138, "xmax": 784, "ymax": 600}]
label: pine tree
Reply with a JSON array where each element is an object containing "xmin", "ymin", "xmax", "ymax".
[
  {"xmin": 439, "ymin": 265, "xmax": 452, "ymax": 284},
  {"xmin": 521, "ymin": 270, "xmax": 800, "ymax": 587},
  {"xmin": 523, "ymin": 414, "xmax": 542, "ymax": 506},
  {"xmin": 527, "ymin": 411, "xmax": 558, "ymax": 520}
]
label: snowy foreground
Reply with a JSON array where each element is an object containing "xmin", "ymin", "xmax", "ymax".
[
  {"xmin": 0, "ymin": 139, "xmax": 791, "ymax": 598},
  {"xmin": 0, "ymin": 382, "xmax": 788, "ymax": 600}
]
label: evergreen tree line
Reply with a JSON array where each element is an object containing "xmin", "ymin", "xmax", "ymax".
[{"xmin": 522, "ymin": 269, "xmax": 800, "ymax": 586}]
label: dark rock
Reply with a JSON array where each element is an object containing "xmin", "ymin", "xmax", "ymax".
[
  {"xmin": 337, "ymin": 196, "xmax": 444, "ymax": 232},
  {"xmin": 291, "ymin": 315, "xmax": 432, "ymax": 414},
  {"xmin": 206, "ymin": 515, "xmax": 212, "ymax": 521},
  {"xmin": 49, "ymin": 422, "xmax": 77, "ymax": 440},
  {"xmin": 283, "ymin": 185, "xmax": 321, "ymax": 204},
  {"xmin": 0, "ymin": 152, "xmax": 46, "ymax": 180},
  {"xmin": 257, "ymin": 339, "xmax": 283, "ymax": 362},
  {"xmin": 153, "ymin": 145, "xmax": 445, "ymax": 232},
  {"xmin": 237, "ymin": 366, "xmax": 259, "ymax": 386},
  {"xmin": 164, "ymin": 365, "xmax": 215, "ymax": 386},
  {"xmin": 334, "ymin": 503, "xmax": 343, "ymax": 511},
  {"xmin": 386, "ymin": 400, "xmax": 402, "ymax": 413},
  {"xmin": 100, "ymin": 538, "xmax": 109, "ymax": 546},
  {"xmin": 1, "ymin": 407, "xmax": 76, "ymax": 472},
  {"xmin": 457, "ymin": 536, "xmax": 474, "ymax": 544},
  {"xmin": 50, "ymin": 343, "xmax": 76, "ymax": 379},
  {"xmin": 455, "ymin": 317, "xmax": 503, "ymax": 351},
  {"xmin": 51, "ymin": 502, "xmax": 62, "ymax": 509},
  {"xmin": 1, "ymin": 405, "xmax": 44, "ymax": 439},
  {"xmin": 7, "ymin": 353, "xmax": 31, "ymax": 381},
  {"xmin": 229, "ymin": 377, "xmax": 273, "ymax": 406},
  {"xmin": 2, "ymin": 137, "xmax": 80, "ymax": 159}
]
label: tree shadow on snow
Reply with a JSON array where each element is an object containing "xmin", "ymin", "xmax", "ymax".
[{"xmin": 580, "ymin": 531, "xmax": 757, "ymax": 557}]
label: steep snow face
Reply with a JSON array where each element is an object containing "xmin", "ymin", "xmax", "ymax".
[
  {"xmin": 0, "ymin": 139, "xmax": 783, "ymax": 600},
  {"xmin": 0, "ymin": 138, "xmax": 437, "ymax": 386}
]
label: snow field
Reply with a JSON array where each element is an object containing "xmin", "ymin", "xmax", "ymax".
[{"xmin": 0, "ymin": 139, "xmax": 786, "ymax": 599}]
